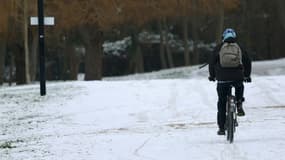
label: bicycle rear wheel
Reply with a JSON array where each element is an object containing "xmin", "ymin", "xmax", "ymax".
[{"xmin": 227, "ymin": 111, "xmax": 234, "ymax": 143}]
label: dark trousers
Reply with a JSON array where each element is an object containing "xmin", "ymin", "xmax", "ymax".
[{"xmin": 216, "ymin": 81, "xmax": 244, "ymax": 129}]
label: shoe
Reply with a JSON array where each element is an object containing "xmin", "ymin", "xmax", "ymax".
[
  {"xmin": 217, "ymin": 128, "xmax": 225, "ymax": 135},
  {"xmin": 237, "ymin": 103, "xmax": 245, "ymax": 116}
]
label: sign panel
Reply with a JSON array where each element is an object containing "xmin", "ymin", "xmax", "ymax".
[{"xmin": 30, "ymin": 17, "xmax": 55, "ymax": 26}]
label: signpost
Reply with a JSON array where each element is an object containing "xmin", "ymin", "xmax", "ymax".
[
  {"xmin": 30, "ymin": 0, "xmax": 55, "ymax": 96},
  {"xmin": 38, "ymin": 0, "xmax": 46, "ymax": 96}
]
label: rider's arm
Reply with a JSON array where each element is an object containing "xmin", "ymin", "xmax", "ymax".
[
  {"xmin": 208, "ymin": 44, "xmax": 221, "ymax": 78},
  {"xmin": 241, "ymin": 47, "xmax": 252, "ymax": 78}
]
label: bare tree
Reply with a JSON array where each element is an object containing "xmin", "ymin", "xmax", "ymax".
[
  {"xmin": 0, "ymin": 0, "xmax": 10, "ymax": 84},
  {"xmin": 158, "ymin": 20, "xmax": 167, "ymax": 69},
  {"xmin": 163, "ymin": 18, "xmax": 174, "ymax": 68},
  {"xmin": 24, "ymin": 0, "xmax": 31, "ymax": 83},
  {"xmin": 29, "ymin": 30, "xmax": 38, "ymax": 81},
  {"xmin": 183, "ymin": 16, "xmax": 190, "ymax": 66},
  {"xmin": 0, "ymin": 36, "xmax": 6, "ymax": 85},
  {"xmin": 191, "ymin": 0, "xmax": 200, "ymax": 64},
  {"xmin": 276, "ymin": 0, "xmax": 285, "ymax": 31},
  {"xmin": 215, "ymin": 0, "xmax": 225, "ymax": 44},
  {"xmin": 241, "ymin": 0, "xmax": 252, "ymax": 50},
  {"xmin": 130, "ymin": 28, "xmax": 144, "ymax": 73}
]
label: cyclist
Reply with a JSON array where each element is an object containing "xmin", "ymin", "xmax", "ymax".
[{"xmin": 208, "ymin": 28, "xmax": 252, "ymax": 135}]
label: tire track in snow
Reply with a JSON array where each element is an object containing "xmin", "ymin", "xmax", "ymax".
[
  {"xmin": 166, "ymin": 82, "xmax": 179, "ymax": 118},
  {"xmin": 133, "ymin": 134, "xmax": 160, "ymax": 160},
  {"xmin": 183, "ymin": 81, "xmax": 214, "ymax": 124},
  {"xmin": 220, "ymin": 144, "xmax": 249, "ymax": 160}
]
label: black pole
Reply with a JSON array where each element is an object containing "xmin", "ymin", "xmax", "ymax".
[{"xmin": 38, "ymin": 0, "xmax": 46, "ymax": 96}]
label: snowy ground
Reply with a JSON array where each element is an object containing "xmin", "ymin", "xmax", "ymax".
[{"xmin": 1, "ymin": 59, "xmax": 285, "ymax": 160}]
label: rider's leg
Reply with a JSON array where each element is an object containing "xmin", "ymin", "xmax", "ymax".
[
  {"xmin": 234, "ymin": 81, "xmax": 244, "ymax": 102},
  {"xmin": 217, "ymin": 82, "xmax": 230, "ymax": 132},
  {"xmin": 234, "ymin": 81, "xmax": 245, "ymax": 116}
]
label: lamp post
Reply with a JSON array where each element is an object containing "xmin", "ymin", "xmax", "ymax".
[{"xmin": 38, "ymin": 0, "xmax": 46, "ymax": 96}]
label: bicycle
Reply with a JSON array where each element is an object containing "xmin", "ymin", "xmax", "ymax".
[{"xmin": 225, "ymin": 85, "xmax": 238, "ymax": 143}]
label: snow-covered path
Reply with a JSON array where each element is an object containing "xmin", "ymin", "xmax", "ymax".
[{"xmin": 1, "ymin": 74, "xmax": 285, "ymax": 160}]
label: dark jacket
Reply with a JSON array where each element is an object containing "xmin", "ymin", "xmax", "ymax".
[{"xmin": 208, "ymin": 39, "xmax": 252, "ymax": 81}]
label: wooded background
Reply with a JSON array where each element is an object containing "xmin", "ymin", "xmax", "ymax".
[{"xmin": 0, "ymin": 0, "xmax": 284, "ymax": 85}]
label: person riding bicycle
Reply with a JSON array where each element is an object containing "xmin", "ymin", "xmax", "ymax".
[{"xmin": 208, "ymin": 28, "xmax": 252, "ymax": 135}]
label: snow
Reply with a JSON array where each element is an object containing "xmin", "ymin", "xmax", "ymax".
[
  {"xmin": 1, "ymin": 58, "xmax": 285, "ymax": 160},
  {"xmin": 102, "ymin": 32, "xmax": 215, "ymax": 56},
  {"xmin": 103, "ymin": 37, "xmax": 131, "ymax": 56}
]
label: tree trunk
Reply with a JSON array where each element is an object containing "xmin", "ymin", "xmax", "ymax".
[
  {"xmin": 183, "ymin": 16, "xmax": 190, "ymax": 66},
  {"xmin": 163, "ymin": 18, "xmax": 174, "ymax": 68},
  {"xmin": 241, "ymin": 0, "xmax": 251, "ymax": 49},
  {"xmin": 63, "ymin": 42, "xmax": 72, "ymax": 80},
  {"xmin": 135, "ymin": 44, "xmax": 144, "ymax": 73},
  {"xmin": 130, "ymin": 31, "xmax": 144, "ymax": 73},
  {"xmin": 0, "ymin": 36, "xmax": 6, "ymax": 85},
  {"xmin": 69, "ymin": 46, "xmax": 80, "ymax": 80},
  {"xmin": 24, "ymin": 0, "xmax": 31, "ymax": 83},
  {"xmin": 61, "ymin": 32, "xmax": 80, "ymax": 80},
  {"xmin": 85, "ymin": 45, "xmax": 96, "ymax": 80},
  {"xmin": 82, "ymin": 27, "xmax": 103, "ymax": 81},
  {"xmin": 95, "ymin": 34, "xmax": 104, "ymax": 79},
  {"xmin": 277, "ymin": 0, "xmax": 285, "ymax": 31},
  {"xmin": 275, "ymin": 0, "xmax": 285, "ymax": 57},
  {"xmin": 9, "ymin": 52, "xmax": 14, "ymax": 86},
  {"xmin": 63, "ymin": 46, "xmax": 79, "ymax": 80},
  {"xmin": 215, "ymin": 0, "xmax": 224, "ymax": 44},
  {"xmin": 15, "ymin": 44, "xmax": 26, "ymax": 84},
  {"xmin": 191, "ymin": 0, "xmax": 200, "ymax": 64},
  {"xmin": 158, "ymin": 20, "xmax": 167, "ymax": 69},
  {"xmin": 30, "ymin": 31, "xmax": 38, "ymax": 81}
]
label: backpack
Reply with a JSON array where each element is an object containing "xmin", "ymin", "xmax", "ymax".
[{"xmin": 219, "ymin": 42, "xmax": 242, "ymax": 68}]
